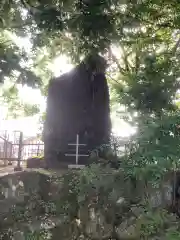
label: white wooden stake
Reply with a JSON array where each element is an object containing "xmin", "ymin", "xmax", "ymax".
[
  {"xmin": 76, "ymin": 134, "xmax": 79, "ymax": 165},
  {"xmin": 65, "ymin": 134, "xmax": 88, "ymax": 168}
]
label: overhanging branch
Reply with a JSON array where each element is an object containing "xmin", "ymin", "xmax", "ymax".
[{"xmin": 107, "ymin": 47, "xmax": 126, "ymax": 75}]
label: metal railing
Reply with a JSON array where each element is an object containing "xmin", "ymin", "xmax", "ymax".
[{"xmin": 0, "ymin": 131, "xmax": 44, "ymax": 171}]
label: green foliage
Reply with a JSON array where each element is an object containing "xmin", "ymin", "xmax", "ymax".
[
  {"xmin": 0, "ymin": 30, "xmax": 41, "ymax": 86},
  {"xmin": 114, "ymin": 53, "xmax": 180, "ymax": 115},
  {"xmin": 122, "ymin": 111, "xmax": 180, "ymax": 165},
  {"xmin": 30, "ymin": 155, "xmax": 44, "ymax": 159},
  {"xmin": 0, "ymin": 85, "xmax": 41, "ymax": 118},
  {"xmin": 0, "ymin": 0, "xmax": 180, "ymax": 239},
  {"xmin": 1, "ymin": 0, "xmax": 180, "ymax": 119},
  {"xmin": 138, "ymin": 209, "xmax": 180, "ymax": 239}
]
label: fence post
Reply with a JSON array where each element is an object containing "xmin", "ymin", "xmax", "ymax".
[
  {"xmin": 3, "ymin": 130, "xmax": 7, "ymax": 166},
  {"xmin": 14, "ymin": 131, "xmax": 23, "ymax": 171},
  {"xmin": 37, "ymin": 144, "xmax": 40, "ymax": 156},
  {"xmin": 8, "ymin": 144, "xmax": 13, "ymax": 165}
]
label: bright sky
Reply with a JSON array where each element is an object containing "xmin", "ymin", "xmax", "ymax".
[{"xmin": 0, "ymin": 36, "xmax": 136, "ymax": 138}]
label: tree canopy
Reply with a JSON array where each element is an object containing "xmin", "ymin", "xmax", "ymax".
[
  {"xmin": 1, "ymin": 1, "xmax": 180, "ymax": 239},
  {"xmin": 0, "ymin": 0, "xmax": 180, "ymax": 115},
  {"xmin": 0, "ymin": 0, "xmax": 180, "ymax": 151}
]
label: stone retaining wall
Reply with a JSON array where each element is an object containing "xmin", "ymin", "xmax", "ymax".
[{"xmin": 0, "ymin": 169, "xmax": 178, "ymax": 239}]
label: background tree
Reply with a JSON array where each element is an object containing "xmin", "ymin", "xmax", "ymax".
[
  {"xmin": 0, "ymin": 0, "xmax": 180, "ymax": 158},
  {"xmin": 1, "ymin": 1, "xmax": 180, "ymax": 239}
]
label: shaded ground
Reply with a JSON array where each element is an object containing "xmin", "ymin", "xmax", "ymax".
[{"xmin": 0, "ymin": 166, "xmax": 15, "ymax": 177}]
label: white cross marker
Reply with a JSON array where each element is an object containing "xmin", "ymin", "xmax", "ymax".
[{"xmin": 65, "ymin": 134, "xmax": 89, "ymax": 168}]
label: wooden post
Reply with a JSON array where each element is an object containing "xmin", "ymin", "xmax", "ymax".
[
  {"xmin": 14, "ymin": 131, "xmax": 23, "ymax": 171},
  {"xmin": 8, "ymin": 144, "xmax": 13, "ymax": 165},
  {"xmin": 114, "ymin": 142, "xmax": 117, "ymax": 158},
  {"xmin": 3, "ymin": 130, "xmax": 7, "ymax": 166},
  {"xmin": 37, "ymin": 144, "xmax": 40, "ymax": 156},
  {"xmin": 111, "ymin": 135, "xmax": 117, "ymax": 158},
  {"xmin": 75, "ymin": 134, "xmax": 79, "ymax": 165}
]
